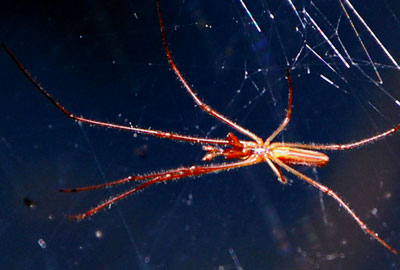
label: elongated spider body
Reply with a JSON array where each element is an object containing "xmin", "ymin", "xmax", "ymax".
[
  {"xmin": 203, "ymin": 132, "xmax": 329, "ymax": 167},
  {"xmin": 2, "ymin": 0, "xmax": 399, "ymax": 254}
]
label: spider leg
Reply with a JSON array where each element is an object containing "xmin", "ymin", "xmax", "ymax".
[
  {"xmin": 271, "ymin": 122, "xmax": 400, "ymax": 151},
  {"xmin": 271, "ymin": 157, "xmax": 397, "ymax": 254},
  {"xmin": 156, "ymin": 0, "xmax": 263, "ymax": 145},
  {"xmin": 265, "ymin": 157, "xmax": 287, "ymax": 184},
  {"xmin": 68, "ymin": 155, "xmax": 262, "ymax": 221},
  {"xmin": 265, "ymin": 68, "xmax": 293, "ymax": 145},
  {"xmin": 60, "ymin": 175, "xmax": 152, "ymax": 193},
  {"xmin": 2, "ymin": 43, "xmax": 229, "ymax": 146},
  {"xmin": 60, "ymin": 155, "xmax": 258, "ymax": 192}
]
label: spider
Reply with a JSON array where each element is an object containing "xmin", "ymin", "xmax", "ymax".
[{"xmin": 2, "ymin": 0, "xmax": 399, "ymax": 254}]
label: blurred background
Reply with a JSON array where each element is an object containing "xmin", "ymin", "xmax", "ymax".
[{"xmin": 1, "ymin": 0, "xmax": 400, "ymax": 269}]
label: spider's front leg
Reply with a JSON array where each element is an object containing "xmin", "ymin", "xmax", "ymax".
[{"xmin": 65, "ymin": 155, "xmax": 262, "ymax": 221}]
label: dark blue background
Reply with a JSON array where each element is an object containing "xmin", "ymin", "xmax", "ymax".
[{"xmin": 1, "ymin": 0, "xmax": 400, "ymax": 269}]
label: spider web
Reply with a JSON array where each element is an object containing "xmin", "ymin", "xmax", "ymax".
[{"xmin": 1, "ymin": 0, "xmax": 400, "ymax": 269}]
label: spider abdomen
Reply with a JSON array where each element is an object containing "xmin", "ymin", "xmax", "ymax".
[{"xmin": 270, "ymin": 146, "xmax": 329, "ymax": 167}]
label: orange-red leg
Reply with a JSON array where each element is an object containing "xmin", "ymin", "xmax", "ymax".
[
  {"xmin": 265, "ymin": 157, "xmax": 287, "ymax": 184},
  {"xmin": 67, "ymin": 155, "xmax": 262, "ymax": 221},
  {"xmin": 265, "ymin": 68, "xmax": 293, "ymax": 145},
  {"xmin": 156, "ymin": 0, "xmax": 263, "ymax": 144},
  {"xmin": 1, "ymin": 43, "xmax": 230, "ymax": 146},
  {"xmin": 271, "ymin": 157, "xmax": 397, "ymax": 254},
  {"xmin": 271, "ymin": 123, "xmax": 400, "ymax": 151}
]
